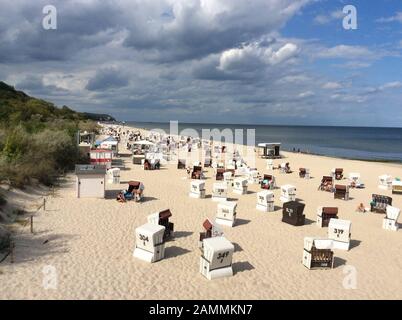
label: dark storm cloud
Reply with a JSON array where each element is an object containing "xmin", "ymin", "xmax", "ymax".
[
  {"xmin": 86, "ymin": 68, "xmax": 129, "ymax": 91},
  {"xmin": 0, "ymin": 0, "xmax": 120, "ymax": 63}
]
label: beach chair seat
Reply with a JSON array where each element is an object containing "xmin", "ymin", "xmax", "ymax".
[
  {"xmin": 198, "ymin": 219, "xmax": 224, "ymax": 248},
  {"xmin": 200, "ymin": 237, "xmax": 234, "ymax": 280},
  {"xmin": 177, "ymin": 159, "xmax": 186, "ymax": 169},
  {"xmin": 319, "ymin": 176, "xmax": 333, "ymax": 192},
  {"xmin": 378, "ymin": 175, "xmax": 392, "ymax": 190},
  {"xmin": 383, "ymin": 206, "xmax": 400, "ymax": 231},
  {"xmin": 392, "ymin": 180, "xmax": 402, "ymax": 194},
  {"xmin": 191, "ymin": 166, "xmax": 203, "ymax": 179},
  {"xmin": 280, "ymin": 184, "xmax": 296, "ymax": 202},
  {"xmin": 328, "ymin": 219, "xmax": 351, "ymax": 251},
  {"xmin": 133, "ymin": 223, "xmax": 166, "ymax": 263},
  {"xmin": 317, "ymin": 207, "xmax": 338, "ymax": 227},
  {"xmin": 279, "ymin": 162, "xmax": 291, "ymax": 174},
  {"xmin": 370, "ymin": 194, "xmax": 392, "ymax": 213},
  {"xmin": 256, "ymin": 190, "xmax": 275, "ymax": 212},
  {"xmin": 299, "ymin": 168, "xmax": 310, "ymax": 179},
  {"xmin": 260, "ymin": 174, "xmax": 276, "ymax": 190},
  {"xmin": 332, "ymin": 168, "xmax": 344, "ymax": 180},
  {"xmin": 216, "ymin": 168, "xmax": 225, "ymax": 181},
  {"xmin": 282, "ymin": 201, "xmax": 305, "ymax": 226},
  {"xmin": 348, "ymin": 173, "xmax": 364, "ymax": 188},
  {"xmin": 303, "ymin": 238, "xmax": 334, "ymax": 270},
  {"xmin": 334, "ymin": 185, "xmax": 349, "ymax": 201}
]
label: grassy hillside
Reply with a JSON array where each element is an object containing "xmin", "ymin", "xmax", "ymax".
[
  {"xmin": 0, "ymin": 81, "xmax": 113, "ymax": 187},
  {"xmin": 0, "ymin": 81, "xmax": 115, "ymax": 125}
]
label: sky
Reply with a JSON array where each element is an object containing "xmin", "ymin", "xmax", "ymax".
[{"xmin": 0, "ymin": 0, "xmax": 401, "ymax": 127}]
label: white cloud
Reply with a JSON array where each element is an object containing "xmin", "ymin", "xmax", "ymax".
[
  {"xmin": 322, "ymin": 82, "xmax": 342, "ymax": 90},
  {"xmin": 330, "ymin": 93, "xmax": 367, "ymax": 103},
  {"xmin": 218, "ymin": 42, "xmax": 299, "ymax": 71},
  {"xmin": 298, "ymin": 91, "xmax": 314, "ymax": 98},
  {"xmin": 277, "ymin": 75, "xmax": 311, "ymax": 84},
  {"xmin": 376, "ymin": 12, "xmax": 402, "ymax": 23},
  {"xmin": 379, "ymin": 81, "xmax": 402, "ymax": 90},
  {"xmin": 315, "ymin": 45, "xmax": 374, "ymax": 59},
  {"xmin": 314, "ymin": 10, "xmax": 344, "ymax": 25}
]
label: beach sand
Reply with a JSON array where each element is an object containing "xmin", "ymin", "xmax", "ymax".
[{"xmin": 0, "ymin": 125, "xmax": 401, "ymax": 300}]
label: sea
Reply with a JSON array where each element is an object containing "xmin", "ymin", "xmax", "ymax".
[{"xmin": 125, "ymin": 121, "xmax": 402, "ymax": 163}]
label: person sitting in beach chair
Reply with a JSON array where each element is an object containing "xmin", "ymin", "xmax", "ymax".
[
  {"xmin": 177, "ymin": 159, "xmax": 186, "ymax": 169},
  {"xmin": 318, "ymin": 176, "xmax": 333, "ymax": 192},
  {"xmin": 332, "ymin": 168, "xmax": 344, "ymax": 180},
  {"xmin": 144, "ymin": 159, "xmax": 151, "ymax": 170},
  {"xmin": 216, "ymin": 168, "xmax": 225, "ymax": 181},
  {"xmin": 280, "ymin": 162, "xmax": 292, "ymax": 174},
  {"xmin": 191, "ymin": 166, "xmax": 203, "ymax": 179},
  {"xmin": 261, "ymin": 174, "xmax": 276, "ymax": 190}
]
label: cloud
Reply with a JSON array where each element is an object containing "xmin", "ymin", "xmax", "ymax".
[
  {"xmin": 276, "ymin": 74, "xmax": 311, "ymax": 84},
  {"xmin": 379, "ymin": 81, "xmax": 402, "ymax": 90},
  {"xmin": 376, "ymin": 12, "xmax": 402, "ymax": 23},
  {"xmin": 315, "ymin": 45, "xmax": 374, "ymax": 59},
  {"xmin": 218, "ymin": 42, "xmax": 299, "ymax": 71},
  {"xmin": 122, "ymin": 0, "xmax": 310, "ymax": 62},
  {"xmin": 313, "ymin": 10, "xmax": 344, "ymax": 25},
  {"xmin": 86, "ymin": 68, "xmax": 129, "ymax": 91},
  {"xmin": 298, "ymin": 91, "xmax": 314, "ymax": 98},
  {"xmin": 322, "ymin": 82, "xmax": 342, "ymax": 90}
]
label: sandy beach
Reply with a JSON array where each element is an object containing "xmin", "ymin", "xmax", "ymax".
[{"xmin": 0, "ymin": 124, "xmax": 401, "ymax": 300}]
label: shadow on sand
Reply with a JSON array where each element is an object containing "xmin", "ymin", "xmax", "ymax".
[
  {"xmin": 164, "ymin": 246, "xmax": 191, "ymax": 260},
  {"xmin": 233, "ymin": 261, "xmax": 255, "ymax": 275}
]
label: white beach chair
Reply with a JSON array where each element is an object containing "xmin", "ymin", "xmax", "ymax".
[
  {"xmin": 280, "ymin": 185, "xmax": 296, "ymax": 202},
  {"xmin": 215, "ymin": 201, "xmax": 237, "ymax": 227},
  {"xmin": 378, "ymin": 175, "xmax": 392, "ymax": 190},
  {"xmin": 256, "ymin": 190, "xmax": 275, "ymax": 212},
  {"xmin": 133, "ymin": 223, "xmax": 166, "ymax": 263},
  {"xmin": 200, "ymin": 237, "xmax": 234, "ymax": 280},
  {"xmin": 383, "ymin": 206, "xmax": 400, "ymax": 231},
  {"xmin": 303, "ymin": 237, "xmax": 334, "ymax": 270},
  {"xmin": 328, "ymin": 219, "xmax": 352, "ymax": 251}
]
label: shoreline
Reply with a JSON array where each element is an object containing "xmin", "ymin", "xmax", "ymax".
[
  {"xmin": 107, "ymin": 121, "xmax": 402, "ymax": 165},
  {"xmin": 113, "ymin": 122, "xmax": 402, "ymax": 167}
]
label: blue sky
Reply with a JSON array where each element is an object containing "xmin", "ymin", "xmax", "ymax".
[{"xmin": 0, "ymin": 0, "xmax": 401, "ymax": 126}]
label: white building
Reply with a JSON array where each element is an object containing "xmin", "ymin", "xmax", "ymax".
[{"xmin": 75, "ymin": 165, "xmax": 106, "ymax": 198}]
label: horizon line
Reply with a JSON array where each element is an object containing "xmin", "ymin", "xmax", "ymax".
[{"xmin": 117, "ymin": 120, "xmax": 402, "ymax": 130}]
